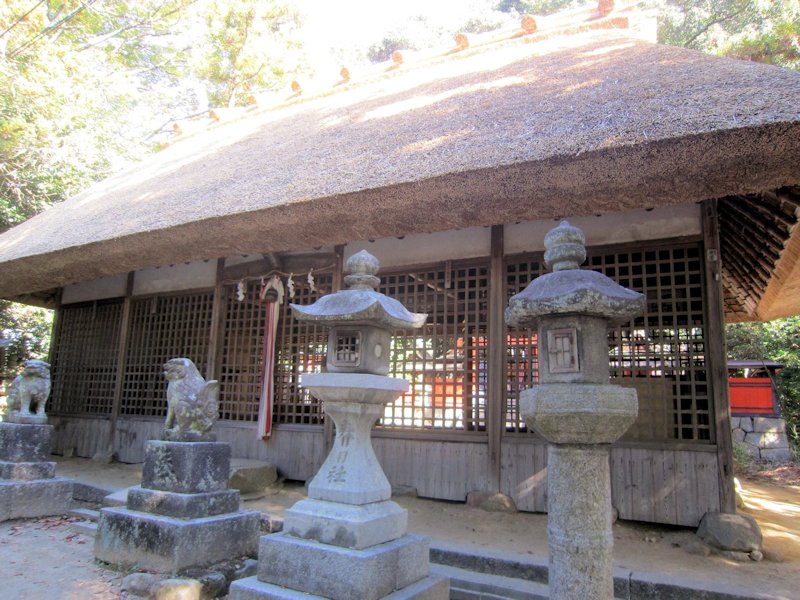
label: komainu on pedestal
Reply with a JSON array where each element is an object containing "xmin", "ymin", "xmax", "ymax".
[
  {"xmin": 0, "ymin": 360, "xmax": 72, "ymax": 521},
  {"xmin": 94, "ymin": 357, "xmax": 260, "ymax": 573}
]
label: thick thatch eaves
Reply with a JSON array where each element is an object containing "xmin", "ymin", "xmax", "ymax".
[
  {"xmin": 721, "ymin": 188, "xmax": 800, "ymax": 322},
  {"xmin": 0, "ymin": 18, "xmax": 798, "ymax": 309}
]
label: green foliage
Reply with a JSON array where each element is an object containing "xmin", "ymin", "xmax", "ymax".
[
  {"xmin": 188, "ymin": 0, "xmax": 305, "ymax": 106},
  {"xmin": 0, "ymin": 300, "xmax": 53, "ymax": 378},
  {"xmin": 495, "ymin": 0, "xmax": 580, "ymax": 15},
  {"xmin": 656, "ymin": 0, "xmax": 800, "ymax": 70},
  {"xmin": 727, "ymin": 317, "xmax": 800, "ymax": 457},
  {"xmin": 367, "ymin": 36, "xmax": 415, "ymax": 63}
]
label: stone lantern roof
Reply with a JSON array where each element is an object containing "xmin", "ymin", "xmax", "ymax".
[
  {"xmin": 290, "ymin": 250, "xmax": 427, "ymax": 330},
  {"xmin": 505, "ymin": 221, "xmax": 645, "ymax": 328}
]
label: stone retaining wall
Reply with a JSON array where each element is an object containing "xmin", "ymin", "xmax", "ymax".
[{"xmin": 731, "ymin": 417, "xmax": 792, "ymax": 463}]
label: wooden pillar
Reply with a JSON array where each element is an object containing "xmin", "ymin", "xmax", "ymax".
[
  {"xmin": 46, "ymin": 288, "xmax": 64, "ymax": 369},
  {"xmin": 487, "ymin": 225, "xmax": 506, "ymax": 492},
  {"xmin": 702, "ymin": 200, "xmax": 736, "ymax": 514},
  {"xmin": 108, "ymin": 272, "xmax": 135, "ymax": 457},
  {"xmin": 207, "ymin": 259, "xmax": 226, "ymax": 381},
  {"xmin": 324, "ymin": 245, "xmax": 346, "ymax": 453}
]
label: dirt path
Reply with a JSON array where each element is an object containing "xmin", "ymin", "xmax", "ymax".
[
  {"xmin": 738, "ymin": 477, "xmax": 800, "ymax": 562},
  {"xmin": 0, "ymin": 459, "xmax": 796, "ymax": 599},
  {"xmin": 0, "ymin": 516, "xmax": 122, "ymax": 599}
]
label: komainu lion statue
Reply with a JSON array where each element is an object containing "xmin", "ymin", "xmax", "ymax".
[
  {"xmin": 163, "ymin": 358, "xmax": 219, "ymax": 439},
  {"xmin": 6, "ymin": 359, "xmax": 51, "ymax": 422}
]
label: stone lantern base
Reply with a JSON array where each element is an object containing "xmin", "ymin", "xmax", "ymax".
[
  {"xmin": 94, "ymin": 439, "xmax": 260, "ymax": 573},
  {"xmin": 231, "ymin": 533, "xmax": 448, "ymax": 600},
  {"xmin": 0, "ymin": 422, "xmax": 72, "ymax": 521}
]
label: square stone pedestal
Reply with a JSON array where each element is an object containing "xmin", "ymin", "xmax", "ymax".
[
  {"xmin": 230, "ymin": 533, "xmax": 448, "ymax": 600},
  {"xmin": 95, "ymin": 506, "xmax": 260, "ymax": 572},
  {"xmin": 0, "ymin": 422, "xmax": 72, "ymax": 521},
  {"xmin": 94, "ymin": 439, "xmax": 260, "ymax": 573}
]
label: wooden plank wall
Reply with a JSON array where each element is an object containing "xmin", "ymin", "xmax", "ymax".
[
  {"xmin": 501, "ymin": 440, "xmax": 719, "ymax": 527},
  {"xmin": 373, "ymin": 437, "xmax": 489, "ymax": 501},
  {"xmin": 51, "ymin": 416, "xmax": 326, "ymax": 482},
  {"xmin": 50, "ymin": 416, "xmax": 718, "ymax": 526},
  {"xmin": 215, "ymin": 424, "xmax": 326, "ymax": 481},
  {"xmin": 49, "ymin": 416, "xmax": 112, "ymax": 459}
]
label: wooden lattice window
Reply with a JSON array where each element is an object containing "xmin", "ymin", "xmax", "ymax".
[
  {"xmin": 505, "ymin": 242, "xmax": 711, "ymax": 442},
  {"xmin": 274, "ymin": 274, "xmax": 331, "ymax": 425},
  {"xmin": 50, "ymin": 300, "xmax": 123, "ymax": 415},
  {"xmin": 120, "ymin": 292, "xmax": 214, "ymax": 418},
  {"xmin": 219, "ymin": 274, "xmax": 331, "ymax": 424},
  {"xmin": 377, "ymin": 262, "xmax": 489, "ymax": 431},
  {"xmin": 504, "ymin": 259, "xmax": 544, "ymax": 432}
]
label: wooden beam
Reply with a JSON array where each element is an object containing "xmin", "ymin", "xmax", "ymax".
[
  {"xmin": 702, "ymin": 200, "xmax": 736, "ymax": 514},
  {"xmin": 324, "ymin": 245, "xmax": 345, "ymax": 454},
  {"xmin": 46, "ymin": 288, "xmax": 64, "ymax": 369},
  {"xmin": 487, "ymin": 225, "xmax": 506, "ymax": 492},
  {"xmin": 207, "ymin": 259, "xmax": 226, "ymax": 381},
  {"xmin": 109, "ymin": 272, "xmax": 135, "ymax": 458}
]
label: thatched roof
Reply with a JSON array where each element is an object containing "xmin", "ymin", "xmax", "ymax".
[{"xmin": 0, "ymin": 7, "xmax": 799, "ymax": 320}]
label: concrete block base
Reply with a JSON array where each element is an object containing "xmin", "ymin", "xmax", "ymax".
[
  {"xmin": 0, "ymin": 460, "xmax": 56, "ymax": 480},
  {"xmin": 126, "ymin": 486, "xmax": 240, "ymax": 518},
  {"xmin": 284, "ymin": 498, "xmax": 407, "ymax": 549},
  {"xmin": 0, "ymin": 477, "xmax": 73, "ymax": 521},
  {"xmin": 253, "ymin": 532, "xmax": 430, "ymax": 600},
  {"xmin": 142, "ymin": 440, "xmax": 230, "ymax": 494},
  {"xmin": 230, "ymin": 573, "xmax": 449, "ymax": 600},
  {"xmin": 0, "ymin": 422, "xmax": 52, "ymax": 462},
  {"xmin": 94, "ymin": 506, "xmax": 260, "ymax": 573}
]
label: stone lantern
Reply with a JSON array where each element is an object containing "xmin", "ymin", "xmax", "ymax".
[
  {"xmin": 230, "ymin": 250, "xmax": 449, "ymax": 600},
  {"xmin": 506, "ymin": 221, "xmax": 645, "ymax": 600}
]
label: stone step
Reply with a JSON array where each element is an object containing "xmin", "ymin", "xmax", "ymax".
[
  {"xmin": 68, "ymin": 507, "xmax": 100, "ymax": 522},
  {"xmin": 70, "ymin": 520, "xmax": 98, "ymax": 537},
  {"xmin": 102, "ymin": 487, "xmax": 129, "ymax": 507},
  {"xmin": 430, "ymin": 563, "xmax": 549, "ymax": 600}
]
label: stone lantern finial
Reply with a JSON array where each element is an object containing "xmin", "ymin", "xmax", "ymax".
[
  {"xmin": 544, "ymin": 221, "xmax": 586, "ymax": 271},
  {"xmin": 344, "ymin": 250, "xmax": 380, "ymax": 290}
]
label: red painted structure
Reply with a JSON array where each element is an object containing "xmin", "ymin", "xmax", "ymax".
[{"xmin": 727, "ymin": 360, "xmax": 783, "ymax": 417}]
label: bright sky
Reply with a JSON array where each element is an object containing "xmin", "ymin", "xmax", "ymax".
[{"xmin": 295, "ymin": 0, "xmax": 506, "ymax": 68}]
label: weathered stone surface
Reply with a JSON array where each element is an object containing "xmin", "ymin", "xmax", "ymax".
[
  {"xmin": 163, "ymin": 430, "xmax": 217, "ymax": 443},
  {"xmin": 745, "ymin": 431, "xmax": 788, "ymax": 450},
  {"xmin": 739, "ymin": 417, "xmax": 754, "ymax": 432},
  {"xmin": 753, "ymin": 417, "xmax": 786, "ymax": 433},
  {"xmin": 521, "ymin": 383, "xmax": 638, "ymax": 444},
  {"xmin": 697, "ymin": 511, "xmax": 762, "ymax": 553},
  {"xmin": 5, "ymin": 360, "xmax": 51, "ymax": 423},
  {"xmin": 234, "ymin": 558, "xmax": 259, "ymax": 580},
  {"xmin": 122, "ymin": 572, "xmax": 161, "ymax": 596},
  {"xmin": 94, "ymin": 506, "xmax": 260, "ymax": 573},
  {"xmin": 729, "ymin": 417, "xmax": 740, "ymax": 429},
  {"xmin": 284, "ymin": 498, "xmax": 407, "ymax": 549},
  {"xmin": 547, "ymin": 444, "xmax": 615, "ymax": 600},
  {"xmin": 0, "ymin": 422, "xmax": 52, "ymax": 462},
  {"xmin": 731, "ymin": 428, "xmax": 746, "ymax": 443},
  {"xmin": 256, "ymin": 532, "xmax": 430, "ymax": 600},
  {"xmin": 0, "ymin": 477, "xmax": 72, "ymax": 521},
  {"xmin": 163, "ymin": 358, "xmax": 219, "ymax": 440},
  {"xmin": 290, "ymin": 250, "xmax": 427, "ymax": 333},
  {"xmin": 760, "ymin": 447, "xmax": 792, "ymax": 462},
  {"xmin": 154, "ymin": 578, "xmax": 203, "ymax": 600},
  {"xmin": 142, "ymin": 441, "xmax": 230, "ymax": 494},
  {"xmin": 229, "ymin": 459, "xmax": 278, "ymax": 494},
  {"xmin": 0, "ymin": 460, "xmax": 55, "ymax": 480},
  {"xmin": 465, "ymin": 491, "xmax": 517, "ymax": 513},
  {"xmin": 505, "ymin": 256, "xmax": 645, "ymax": 331},
  {"xmin": 126, "ymin": 486, "xmax": 240, "ymax": 518},
  {"xmin": 229, "ymin": 573, "xmax": 449, "ymax": 600},
  {"xmin": 302, "ymin": 377, "xmax": 408, "ymax": 505}
]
